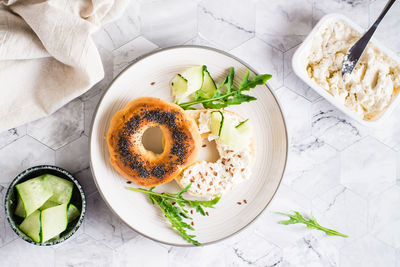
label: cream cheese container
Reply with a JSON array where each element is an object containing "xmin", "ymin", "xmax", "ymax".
[{"xmin": 292, "ymin": 13, "xmax": 400, "ymax": 126}]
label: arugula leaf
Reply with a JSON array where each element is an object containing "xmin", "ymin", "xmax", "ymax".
[
  {"xmin": 178, "ymin": 67, "xmax": 271, "ymax": 110},
  {"xmin": 277, "ymin": 211, "xmax": 348, "ymax": 238},
  {"xmin": 127, "ymin": 184, "xmax": 220, "ymax": 245}
]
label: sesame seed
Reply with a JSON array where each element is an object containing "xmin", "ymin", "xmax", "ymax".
[
  {"xmin": 191, "ymin": 221, "xmax": 194, "ymax": 226},
  {"xmin": 238, "ymin": 155, "xmax": 242, "ymax": 158},
  {"xmin": 151, "ymin": 82, "xmax": 155, "ymax": 85},
  {"xmin": 237, "ymin": 202, "xmax": 242, "ymax": 205},
  {"xmin": 243, "ymin": 199, "xmax": 247, "ymax": 204}
]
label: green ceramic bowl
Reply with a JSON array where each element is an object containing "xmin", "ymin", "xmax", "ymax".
[{"xmin": 4, "ymin": 165, "xmax": 86, "ymax": 246}]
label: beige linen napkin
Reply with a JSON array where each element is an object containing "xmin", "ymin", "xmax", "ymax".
[{"xmin": 0, "ymin": 0, "xmax": 129, "ymax": 131}]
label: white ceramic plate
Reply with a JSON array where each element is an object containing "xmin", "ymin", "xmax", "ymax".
[{"xmin": 90, "ymin": 46, "xmax": 288, "ymax": 246}]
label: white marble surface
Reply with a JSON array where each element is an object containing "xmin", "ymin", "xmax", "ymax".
[{"xmin": 1, "ymin": 0, "xmax": 400, "ymax": 266}]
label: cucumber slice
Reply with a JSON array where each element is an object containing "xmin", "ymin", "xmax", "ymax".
[
  {"xmin": 47, "ymin": 235, "xmax": 60, "ymax": 242},
  {"xmin": 235, "ymin": 119, "xmax": 252, "ymax": 141},
  {"xmin": 43, "ymin": 174, "xmax": 73, "ymax": 204},
  {"xmin": 14, "ymin": 194, "xmax": 26, "ymax": 218},
  {"xmin": 211, "ymin": 115, "xmax": 252, "ymax": 150},
  {"xmin": 201, "ymin": 68, "xmax": 217, "ymax": 99},
  {"xmin": 178, "ymin": 66, "xmax": 205, "ymax": 102},
  {"xmin": 67, "ymin": 204, "xmax": 80, "ymax": 223},
  {"xmin": 41, "ymin": 203, "xmax": 68, "ymax": 243},
  {"xmin": 16, "ymin": 176, "xmax": 53, "ymax": 217},
  {"xmin": 170, "ymin": 74, "xmax": 188, "ymax": 103},
  {"xmin": 210, "ymin": 111, "xmax": 224, "ymax": 136},
  {"xmin": 219, "ymin": 119, "xmax": 237, "ymax": 147},
  {"xmin": 39, "ymin": 200, "xmax": 59, "ymax": 210},
  {"xmin": 19, "ymin": 210, "xmax": 41, "ymax": 243}
]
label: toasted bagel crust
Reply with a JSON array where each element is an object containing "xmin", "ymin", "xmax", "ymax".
[{"xmin": 107, "ymin": 97, "xmax": 201, "ymax": 187}]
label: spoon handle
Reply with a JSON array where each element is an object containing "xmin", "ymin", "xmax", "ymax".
[{"xmin": 369, "ymin": 0, "xmax": 396, "ymax": 35}]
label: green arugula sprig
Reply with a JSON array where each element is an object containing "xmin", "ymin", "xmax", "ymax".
[
  {"xmin": 179, "ymin": 67, "xmax": 272, "ymax": 110},
  {"xmin": 127, "ymin": 184, "xmax": 220, "ymax": 246},
  {"xmin": 277, "ymin": 211, "xmax": 348, "ymax": 238}
]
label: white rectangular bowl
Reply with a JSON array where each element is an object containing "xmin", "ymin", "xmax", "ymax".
[{"xmin": 292, "ymin": 13, "xmax": 400, "ymax": 127}]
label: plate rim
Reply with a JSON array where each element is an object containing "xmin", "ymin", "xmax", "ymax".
[{"xmin": 89, "ymin": 45, "xmax": 288, "ymax": 247}]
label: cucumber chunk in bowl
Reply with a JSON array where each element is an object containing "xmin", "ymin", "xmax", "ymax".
[
  {"xmin": 15, "ymin": 176, "xmax": 52, "ymax": 217},
  {"xmin": 41, "ymin": 203, "xmax": 68, "ymax": 243},
  {"xmin": 5, "ymin": 165, "xmax": 85, "ymax": 246}
]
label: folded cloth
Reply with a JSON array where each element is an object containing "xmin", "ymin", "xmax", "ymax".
[{"xmin": 0, "ymin": 0, "xmax": 129, "ymax": 131}]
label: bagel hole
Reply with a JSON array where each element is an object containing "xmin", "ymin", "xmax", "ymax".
[
  {"xmin": 197, "ymin": 139, "xmax": 219, "ymax": 163},
  {"xmin": 142, "ymin": 126, "xmax": 164, "ymax": 154}
]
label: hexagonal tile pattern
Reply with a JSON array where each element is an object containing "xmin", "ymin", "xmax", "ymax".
[
  {"xmin": 341, "ymin": 137, "xmax": 396, "ymax": 198},
  {"xmin": 84, "ymin": 92, "xmax": 103, "ymax": 137},
  {"xmin": 113, "ymin": 235, "xmax": 168, "ymax": 267},
  {"xmin": 0, "ymin": 125, "xmax": 26, "ymax": 150},
  {"xmin": 0, "ymin": 136, "xmax": 55, "ymax": 184},
  {"xmin": 56, "ymin": 135, "xmax": 89, "ymax": 174},
  {"xmin": 369, "ymin": 186, "xmax": 400, "ymax": 248},
  {"xmin": 255, "ymin": 185, "xmax": 312, "ymax": 248},
  {"xmin": 369, "ymin": 0, "xmax": 400, "ymax": 54},
  {"xmin": 198, "ymin": 0, "xmax": 256, "ymax": 50},
  {"xmin": 140, "ymin": 0, "xmax": 197, "ymax": 47},
  {"xmin": 0, "ymin": 238, "xmax": 55, "ymax": 266},
  {"xmin": 256, "ymin": 0, "xmax": 313, "ymax": 52},
  {"xmin": 282, "ymin": 233, "xmax": 339, "ymax": 266},
  {"xmin": 276, "ymin": 87, "xmax": 311, "ymax": 144},
  {"xmin": 113, "ymin": 36, "xmax": 158, "ymax": 77},
  {"xmin": 231, "ymin": 38, "xmax": 284, "ymax": 89},
  {"xmin": 84, "ymin": 192, "xmax": 138, "ymax": 249},
  {"xmin": 313, "ymin": 0, "xmax": 370, "ymax": 28},
  {"xmin": 168, "ymin": 243, "xmax": 230, "ymax": 267},
  {"xmin": 54, "ymin": 234, "xmax": 113, "ymax": 267},
  {"xmin": 184, "ymin": 34, "xmax": 223, "ymax": 50},
  {"xmin": 369, "ymin": 104, "xmax": 400, "ymax": 151},
  {"xmin": 312, "ymin": 99, "xmax": 367, "ymax": 151},
  {"xmin": 340, "ymin": 235, "xmax": 395, "ymax": 267},
  {"xmin": 312, "ymin": 185, "xmax": 368, "ymax": 247},
  {"xmin": 92, "ymin": 0, "xmax": 140, "ymax": 51},
  {"xmin": 27, "ymin": 98, "xmax": 84, "ymax": 150},
  {"xmin": 0, "ymin": 184, "xmax": 17, "ymax": 248},
  {"xmin": 230, "ymin": 232, "xmax": 283, "ymax": 267},
  {"xmin": 283, "ymin": 45, "xmax": 321, "ymax": 102},
  {"xmin": 284, "ymin": 136, "xmax": 340, "ymax": 198},
  {"xmin": 74, "ymin": 167, "xmax": 97, "ymax": 197}
]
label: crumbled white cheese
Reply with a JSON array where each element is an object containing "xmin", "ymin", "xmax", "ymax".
[
  {"xmin": 180, "ymin": 111, "xmax": 253, "ymax": 197},
  {"xmin": 306, "ymin": 20, "xmax": 400, "ymax": 120}
]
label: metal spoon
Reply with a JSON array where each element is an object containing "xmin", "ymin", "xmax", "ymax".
[{"xmin": 341, "ymin": 0, "xmax": 397, "ymax": 76}]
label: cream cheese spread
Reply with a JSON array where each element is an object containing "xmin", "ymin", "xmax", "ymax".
[
  {"xmin": 306, "ymin": 20, "xmax": 400, "ymax": 120},
  {"xmin": 179, "ymin": 111, "xmax": 253, "ymax": 197}
]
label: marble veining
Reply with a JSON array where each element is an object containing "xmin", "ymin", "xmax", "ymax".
[{"xmin": 1, "ymin": 0, "xmax": 400, "ymax": 266}]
